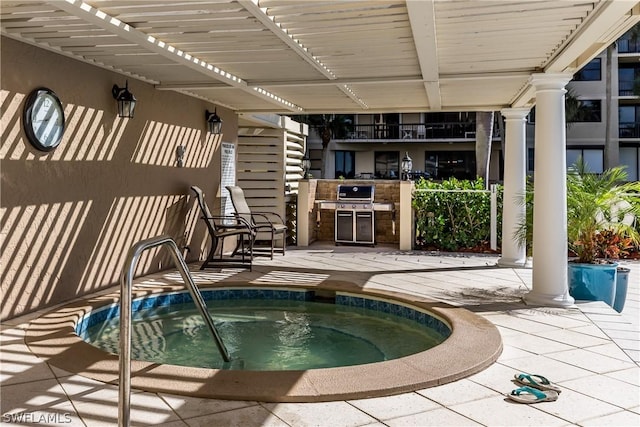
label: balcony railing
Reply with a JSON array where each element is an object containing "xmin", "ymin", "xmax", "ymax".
[
  {"xmin": 620, "ymin": 122, "xmax": 640, "ymax": 138},
  {"xmin": 335, "ymin": 122, "xmax": 487, "ymax": 141}
]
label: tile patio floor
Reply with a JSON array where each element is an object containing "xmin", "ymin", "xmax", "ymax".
[{"xmin": 2, "ymin": 244, "xmax": 639, "ymax": 426}]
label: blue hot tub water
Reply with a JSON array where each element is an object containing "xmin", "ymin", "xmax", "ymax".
[{"xmin": 77, "ymin": 288, "xmax": 451, "ymax": 371}]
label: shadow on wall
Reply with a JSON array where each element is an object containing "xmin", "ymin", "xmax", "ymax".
[{"xmin": 0, "ymin": 87, "xmax": 222, "ymax": 321}]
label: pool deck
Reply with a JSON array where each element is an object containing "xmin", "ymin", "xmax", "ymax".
[{"xmin": 2, "ymin": 244, "xmax": 639, "ymax": 426}]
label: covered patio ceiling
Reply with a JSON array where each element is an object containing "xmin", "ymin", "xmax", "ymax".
[{"xmin": 2, "ymin": 0, "xmax": 639, "ymax": 115}]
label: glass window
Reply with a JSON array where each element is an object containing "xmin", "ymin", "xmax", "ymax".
[
  {"xmin": 619, "ymin": 105, "xmax": 637, "ymax": 123},
  {"xmin": 618, "ymin": 26, "xmax": 640, "ymax": 53},
  {"xmin": 527, "ymin": 148, "xmax": 535, "ymax": 172},
  {"xmin": 424, "ymin": 151, "xmax": 476, "ymax": 180},
  {"xmin": 425, "ymin": 112, "xmax": 474, "ymax": 123},
  {"xmin": 527, "ymin": 108, "xmax": 535, "ymax": 124},
  {"xmin": 618, "ymin": 65, "xmax": 640, "ymax": 97},
  {"xmin": 532, "ymin": 99, "xmax": 602, "ymax": 124},
  {"xmin": 574, "ymin": 58, "xmax": 601, "ymax": 81},
  {"xmin": 335, "ymin": 150, "xmax": 355, "ymax": 179},
  {"xmin": 375, "ymin": 151, "xmax": 399, "ymax": 179},
  {"xmin": 619, "ymin": 67, "xmax": 636, "ymax": 96},
  {"xmin": 619, "ymin": 106, "xmax": 640, "ymax": 138},
  {"xmin": 567, "ymin": 148, "xmax": 603, "ymax": 173},
  {"xmin": 620, "ymin": 146, "xmax": 639, "ymax": 181},
  {"xmin": 527, "ymin": 148, "xmax": 613, "ymax": 175},
  {"xmin": 569, "ymin": 100, "xmax": 601, "ymax": 123}
]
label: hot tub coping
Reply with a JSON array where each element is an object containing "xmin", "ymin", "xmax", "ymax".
[{"xmin": 25, "ymin": 279, "xmax": 502, "ymax": 402}]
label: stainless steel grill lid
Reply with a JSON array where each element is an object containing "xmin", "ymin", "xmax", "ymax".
[{"xmin": 337, "ymin": 185, "xmax": 374, "ymax": 201}]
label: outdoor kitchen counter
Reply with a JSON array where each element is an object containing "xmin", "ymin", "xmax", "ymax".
[{"xmin": 309, "ymin": 180, "xmax": 401, "ymax": 245}]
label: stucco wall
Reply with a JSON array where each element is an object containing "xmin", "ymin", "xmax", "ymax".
[{"xmin": 1, "ymin": 37, "xmax": 237, "ymax": 320}]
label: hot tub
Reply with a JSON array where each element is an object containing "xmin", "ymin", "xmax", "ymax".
[{"xmin": 25, "ymin": 281, "xmax": 502, "ymax": 402}]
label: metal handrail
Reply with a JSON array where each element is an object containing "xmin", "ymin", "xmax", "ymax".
[{"xmin": 118, "ymin": 235, "xmax": 230, "ymax": 427}]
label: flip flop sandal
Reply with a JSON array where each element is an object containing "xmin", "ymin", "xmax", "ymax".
[
  {"xmin": 514, "ymin": 373, "xmax": 562, "ymax": 393},
  {"xmin": 507, "ymin": 386, "xmax": 559, "ymax": 404}
]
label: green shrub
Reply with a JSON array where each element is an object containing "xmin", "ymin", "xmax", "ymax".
[{"xmin": 412, "ymin": 177, "xmax": 503, "ymax": 251}]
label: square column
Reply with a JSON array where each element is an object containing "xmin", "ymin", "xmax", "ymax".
[
  {"xmin": 399, "ymin": 180, "xmax": 413, "ymax": 250},
  {"xmin": 297, "ymin": 179, "xmax": 311, "ymax": 247},
  {"xmin": 498, "ymin": 107, "xmax": 530, "ymax": 268},
  {"xmin": 525, "ymin": 73, "xmax": 575, "ymax": 307}
]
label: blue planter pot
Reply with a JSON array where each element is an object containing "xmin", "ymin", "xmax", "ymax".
[
  {"xmin": 568, "ymin": 262, "xmax": 618, "ymax": 307},
  {"xmin": 613, "ymin": 267, "xmax": 630, "ymax": 313}
]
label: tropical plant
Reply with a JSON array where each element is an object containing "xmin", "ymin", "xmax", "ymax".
[
  {"xmin": 593, "ymin": 229, "xmax": 634, "ymax": 260},
  {"xmin": 517, "ymin": 159, "xmax": 640, "ymax": 263},
  {"xmin": 566, "ymin": 158, "xmax": 640, "ymax": 263}
]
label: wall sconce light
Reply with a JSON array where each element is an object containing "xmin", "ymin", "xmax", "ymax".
[
  {"xmin": 401, "ymin": 151, "xmax": 413, "ymax": 181},
  {"xmin": 205, "ymin": 108, "xmax": 223, "ymax": 135},
  {"xmin": 111, "ymin": 81, "xmax": 137, "ymax": 118},
  {"xmin": 301, "ymin": 151, "xmax": 311, "ymax": 179}
]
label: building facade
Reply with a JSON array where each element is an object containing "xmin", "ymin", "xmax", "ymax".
[
  {"xmin": 307, "ymin": 112, "xmax": 502, "ymax": 182},
  {"xmin": 306, "ymin": 27, "xmax": 640, "ymax": 182},
  {"xmin": 529, "ymin": 26, "xmax": 640, "ymax": 180}
]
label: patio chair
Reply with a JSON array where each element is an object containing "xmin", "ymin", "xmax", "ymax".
[
  {"xmin": 190, "ymin": 186, "xmax": 254, "ymax": 270},
  {"xmin": 226, "ymin": 185, "xmax": 286, "ymax": 259}
]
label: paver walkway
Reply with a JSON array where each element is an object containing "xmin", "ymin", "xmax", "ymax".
[{"xmin": 2, "ymin": 244, "xmax": 639, "ymax": 426}]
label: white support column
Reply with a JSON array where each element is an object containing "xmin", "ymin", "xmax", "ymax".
[
  {"xmin": 525, "ymin": 73, "xmax": 575, "ymax": 307},
  {"xmin": 498, "ymin": 107, "xmax": 530, "ymax": 268}
]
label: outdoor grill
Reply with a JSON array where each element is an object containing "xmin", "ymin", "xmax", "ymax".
[{"xmin": 317, "ymin": 184, "xmax": 394, "ymax": 245}]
